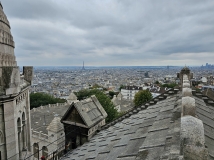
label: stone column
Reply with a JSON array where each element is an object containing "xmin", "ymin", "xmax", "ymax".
[
  {"xmin": 18, "ymin": 129, "xmax": 22, "ymax": 159},
  {"xmin": 22, "ymin": 122, "xmax": 27, "ymax": 150}
]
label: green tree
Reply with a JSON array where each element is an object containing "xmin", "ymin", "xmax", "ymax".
[
  {"xmin": 75, "ymin": 89, "xmax": 118, "ymax": 123},
  {"xmin": 109, "ymin": 91, "xmax": 116, "ymax": 99},
  {"xmin": 133, "ymin": 90, "xmax": 152, "ymax": 107},
  {"xmin": 119, "ymin": 84, "xmax": 125, "ymax": 91},
  {"xmin": 161, "ymin": 83, "xmax": 178, "ymax": 88},
  {"xmin": 30, "ymin": 93, "xmax": 66, "ymax": 110},
  {"xmin": 155, "ymin": 81, "xmax": 160, "ymax": 84}
]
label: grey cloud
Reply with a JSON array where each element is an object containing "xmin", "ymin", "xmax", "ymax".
[{"xmin": 1, "ymin": 0, "xmax": 214, "ymax": 66}]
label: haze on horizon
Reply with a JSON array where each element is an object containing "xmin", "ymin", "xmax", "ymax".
[{"xmin": 2, "ymin": 0, "xmax": 214, "ymax": 66}]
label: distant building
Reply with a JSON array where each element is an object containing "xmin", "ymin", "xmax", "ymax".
[
  {"xmin": 111, "ymin": 93, "xmax": 134, "ymax": 112},
  {"xmin": 30, "ymin": 103, "xmax": 69, "ymax": 159},
  {"xmin": 121, "ymin": 86, "xmax": 143, "ymax": 100},
  {"xmin": 201, "ymin": 86, "xmax": 214, "ymax": 92}
]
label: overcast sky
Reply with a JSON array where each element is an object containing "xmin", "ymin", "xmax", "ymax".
[{"xmin": 1, "ymin": 0, "xmax": 214, "ymax": 66}]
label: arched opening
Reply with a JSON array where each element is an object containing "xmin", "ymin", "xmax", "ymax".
[
  {"xmin": 42, "ymin": 146, "xmax": 48, "ymax": 158},
  {"xmin": 22, "ymin": 112, "xmax": 27, "ymax": 150},
  {"xmin": 17, "ymin": 118, "xmax": 22, "ymax": 159},
  {"xmin": 33, "ymin": 143, "xmax": 39, "ymax": 158},
  {"xmin": 0, "ymin": 131, "xmax": 3, "ymax": 144}
]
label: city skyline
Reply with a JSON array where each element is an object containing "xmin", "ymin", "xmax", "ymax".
[{"xmin": 1, "ymin": 0, "xmax": 214, "ymax": 66}]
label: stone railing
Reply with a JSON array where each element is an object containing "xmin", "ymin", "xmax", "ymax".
[
  {"xmin": 32, "ymin": 102, "xmax": 68, "ymax": 112},
  {"xmin": 31, "ymin": 129, "xmax": 49, "ymax": 141}
]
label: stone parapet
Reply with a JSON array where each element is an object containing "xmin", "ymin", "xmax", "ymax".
[
  {"xmin": 182, "ymin": 88, "xmax": 192, "ymax": 97},
  {"xmin": 180, "ymin": 74, "xmax": 208, "ymax": 159},
  {"xmin": 31, "ymin": 130, "xmax": 49, "ymax": 141},
  {"xmin": 32, "ymin": 102, "xmax": 68, "ymax": 112}
]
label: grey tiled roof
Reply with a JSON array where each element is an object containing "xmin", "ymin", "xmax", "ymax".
[
  {"xmin": 62, "ymin": 95, "xmax": 107, "ymax": 128},
  {"xmin": 195, "ymin": 96, "xmax": 214, "ymax": 158},
  {"xmin": 61, "ymin": 93, "xmax": 182, "ymax": 160},
  {"xmin": 31, "ymin": 104, "xmax": 70, "ymax": 134}
]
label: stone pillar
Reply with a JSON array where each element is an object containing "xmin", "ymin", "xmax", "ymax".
[
  {"xmin": 18, "ymin": 129, "xmax": 22, "ymax": 159},
  {"xmin": 22, "ymin": 122, "xmax": 27, "ymax": 150}
]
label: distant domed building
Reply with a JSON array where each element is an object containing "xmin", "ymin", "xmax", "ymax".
[{"xmin": 0, "ymin": 2, "xmax": 33, "ymax": 160}]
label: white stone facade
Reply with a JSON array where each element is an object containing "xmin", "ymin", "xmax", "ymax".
[
  {"xmin": 121, "ymin": 88, "xmax": 139, "ymax": 100},
  {"xmin": 0, "ymin": 3, "xmax": 33, "ymax": 160},
  {"xmin": 31, "ymin": 117, "xmax": 65, "ymax": 159}
]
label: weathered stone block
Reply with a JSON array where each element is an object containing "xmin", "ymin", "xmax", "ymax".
[
  {"xmin": 183, "ymin": 75, "xmax": 188, "ymax": 80},
  {"xmin": 182, "ymin": 97, "xmax": 195, "ymax": 117},
  {"xmin": 23, "ymin": 66, "xmax": 33, "ymax": 84},
  {"xmin": 183, "ymin": 83, "xmax": 190, "ymax": 88},
  {"xmin": 182, "ymin": 88, "xmax": 192, "ymax": 97},
  {"xmin": 183, "ymin": 80, "xmax": 189, "ymax": 83},
  {"xmin": 0, "ymin": 67, "xmax": 21, "ymax": 95},
  {"xmin": 181, "ymin": 116, "xmax": 208, "ymax": 160}
]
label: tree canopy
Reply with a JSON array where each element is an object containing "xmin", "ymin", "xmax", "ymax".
[
  {"xmin": 161, "ymin": 83, "xmax": 178, "ymax": 88},
  {"xmin": 30, "ymin": 93, "xmax": 66, "ymax": 110},
  {"xmin": 119, "ymin": 84, "xmax": 125, "ymax": 91},
  {"xmin": 75, "ymin": 89, "xmax": 118, "ymax": 123},
  {"xmin": 108, "ymin": 91, "xmax": 116, "ymax": 99},
  {"xmin": 133, "ymin": 90, "xmax": 152, "ymax": 107}
]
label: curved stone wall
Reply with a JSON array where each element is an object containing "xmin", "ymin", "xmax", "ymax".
[{"xmin": 0, "ymin": 5, "xmax": 16, "ymax": 66}]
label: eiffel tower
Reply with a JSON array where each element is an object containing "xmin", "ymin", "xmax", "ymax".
[{"xmin": 82, "ymin": 61, "xmax": 85, "ymax": 70}]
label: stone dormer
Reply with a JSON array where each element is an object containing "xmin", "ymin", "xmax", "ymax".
[{"xmin": 61, "ymin": 95, "xmax": 107, "ymax": 149}]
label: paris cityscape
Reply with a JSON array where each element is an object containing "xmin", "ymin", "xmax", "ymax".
[{"xmin": 0, "ymin": 0, "xmax": 214, "ymax": 160}]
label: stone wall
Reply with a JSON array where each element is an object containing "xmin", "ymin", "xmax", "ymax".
[{"xmin": 32, "ymin": 102, "xmax": 68, "ymax": 112}]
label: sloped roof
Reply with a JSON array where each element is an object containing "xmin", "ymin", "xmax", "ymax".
[
  {"xmin": 61, "ymin": 92, "xmax": 182, "ymax": 160},
  {"xmin": 31, "ymin": 104, "xmax": 70, "ymax": 134},
  {"xmin": 47, "ymin": 116, "xmax": 64, "ymax": 132},
  {"xmin": 67, "ymin": 92, "xmax": 77, "ymax": 100},
  {"xmin": 194, "ymin": 96, "xmax": 214, "ymax": 157},
  {"xmin": 202, "ymin": 88, "xmax": 214, "ymax": 100},
  {"xmin": 61, "ymin": 89, "xmax": 214, "ymax": 160},
  {"xmin": 62, "ymin": 95, "xmax": 107, "ymax": 128}
]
